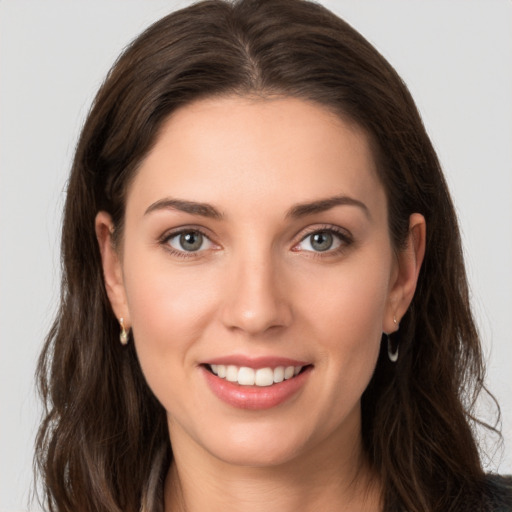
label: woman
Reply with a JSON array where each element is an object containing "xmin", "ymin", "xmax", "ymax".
[{"xmin": 35, "ymin": 1, "xmax": 511, "ymax": 511}]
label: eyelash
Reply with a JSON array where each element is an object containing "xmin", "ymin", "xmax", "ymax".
[
  {"xmin": 159, "ymin": 225, "xmax": 353, "ymax": 259},
  {"xmin": 159, "ymin": 227, "xmax": 216, "ymax": 259},
  {"xmin": 293, "ymin": 225, "xmax": 353, "ymax": 258}
]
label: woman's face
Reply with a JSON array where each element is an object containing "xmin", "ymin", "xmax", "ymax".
[{"xmin": 98, "ymin": 96, "xmax": 422, "ymax": 468}]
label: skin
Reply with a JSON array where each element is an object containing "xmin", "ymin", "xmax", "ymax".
[{"xmin": 96, "ymin": 96, "xmax": 425, "ymax": 512}]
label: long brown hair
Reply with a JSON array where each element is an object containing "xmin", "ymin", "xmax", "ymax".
[{"xmin": 35, "ymin": 1, "xmax": 499, "ymax": 511}]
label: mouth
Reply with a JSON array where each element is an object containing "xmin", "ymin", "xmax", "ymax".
[
  {"xmin": 204, "ymin": 363, "xmax": 310, "ymax": 387},
  {"xmin": 200, "ymin": 356, "xmax": 313, "ymax": 409}
]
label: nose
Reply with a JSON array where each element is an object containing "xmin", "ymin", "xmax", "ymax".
[{"xmin": 220, "ymin": 252, "xmax": 293, "ymax": 336}]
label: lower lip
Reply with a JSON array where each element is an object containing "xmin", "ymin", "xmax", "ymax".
[{"xmin": 202, "ymin": 366, "xmax": 312, "ymax": 410}]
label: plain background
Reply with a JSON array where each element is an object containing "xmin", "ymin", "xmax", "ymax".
[{"xmin": 1, "ymin": 1, "xmax": 511, "ymax": 510}]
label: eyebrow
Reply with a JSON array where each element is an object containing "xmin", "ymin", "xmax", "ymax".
[
  {"xmin": 144, "ymin": 194, "xmax": 370, "ymax": 220},
  {"xmin": 144, "ymin": 198, "xmax": 223, "ymax": 219},
  {"xmin": 286, "ymin": 195, "xmax": 370, "ymax": 220}
]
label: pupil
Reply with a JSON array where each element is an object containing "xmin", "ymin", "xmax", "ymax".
[
  {"xmin": 180, "ymin": 232, "xmax": 203, "ymax": 251},
  {"xmin": 311, "ymin": 232, "xmax": 333, "ymax": 251}
]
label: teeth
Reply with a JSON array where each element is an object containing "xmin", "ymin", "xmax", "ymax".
[
  {"xmin": 273, "ymin": 366, "xmax": 284, "ymax": 383},
  {"xmin": 238, "ymin": 366, "xmax": 255, "ymax": 386},
  {"xmin": 255, "ymin": 368, "xmax": 274, "ymax": 387},
  {"xmin": 209, "ymin": 364, "xmax": 304, "ymax": 386},
  {"xmin": 284, "ymin": 366, "xmax": 295, "ymax": 380},
  {"xmin": 226, "ymin": 365, "xmax": 238, "ymax": 382}
]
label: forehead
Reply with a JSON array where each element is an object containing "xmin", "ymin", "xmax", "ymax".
[{"xmin": 127, "ymin": 95, "xmax": 385, "ymax": 218}]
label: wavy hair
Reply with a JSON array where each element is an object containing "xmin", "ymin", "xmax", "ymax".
[{"xmin": 35, "ymin": 1, "xmax": 499, "ymax": 511}]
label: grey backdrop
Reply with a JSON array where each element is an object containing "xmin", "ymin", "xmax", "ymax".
[{"xmin": 1, "ymin": 1, "xmax": 511, "ymax": 511}]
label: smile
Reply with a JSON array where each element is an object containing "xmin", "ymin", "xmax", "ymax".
[
  {"xmin": 202, "ymin": 360, "xmax": 313, "ymax": 410},
  {"xmin": 208, "ymin": 364, "xmax": 303, "ymax": 387}
]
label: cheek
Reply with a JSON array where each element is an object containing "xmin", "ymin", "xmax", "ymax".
[
  {"xmin": 314, "ymin": 285, "xmax": 385, "ymax": 385},
  {"xmin": 121, "ymin": 251, "xmax": 222, "ymax": 385},
  {"xmin": 299, "ymin": 257, "xmax": 391, "ymax": 341},
  {"xmin": 294, "ymin": 254, "xmax": 391, "ymax": 390},
  {"xmin": 307, "ymin": 269, "xmax": 388, "ymax": 424}
]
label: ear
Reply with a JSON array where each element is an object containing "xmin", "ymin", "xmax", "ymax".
[
  {"xmin": 95, "ymin": 211, "xmax": 131, "ymax": 328},
  {"xmin": 383, "ymin": 213, "xmax": 426, "ymax": 333}
]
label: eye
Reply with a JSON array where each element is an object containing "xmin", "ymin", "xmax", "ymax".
[
  {"xmin": 166, "ymin": 230, "xmax": 213, "ymax": 253},
  {"xmin": 295, "ymin": 228, "xmax": 349, "ymax": 253}
]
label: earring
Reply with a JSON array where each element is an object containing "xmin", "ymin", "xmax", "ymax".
[
  {"xmin": 387, "ymin": 315, "xmax": 399, "ymax": 363},
  {"xmin": 119, "ymin": 317, "xmax": 129, "ymax": 345},
  {"xmin": 387, "ymin": 335, "xmax": 399, "ymax": 362}
]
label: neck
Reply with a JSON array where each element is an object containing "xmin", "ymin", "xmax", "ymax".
[{"xmin": 163, "ymin": 418, "xmax": 382, "ymax": 512}]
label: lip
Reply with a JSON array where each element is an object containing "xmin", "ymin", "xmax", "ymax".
[
  {"xmin": 202, "ymin": 355, "xmax": 310, "ymax": 369},
  {"xmin": 201, "ymin": 363, "xmax": 313, "ymax": 410}
]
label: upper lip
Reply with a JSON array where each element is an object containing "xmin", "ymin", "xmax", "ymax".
[{"xmin": 201, "ymin": 355, "xmax": 311, "ymax": 369}]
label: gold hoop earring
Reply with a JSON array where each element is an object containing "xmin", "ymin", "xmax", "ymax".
[{"xmin": 119, "ymin": 318, "xmax": 129, "ymax": 345}]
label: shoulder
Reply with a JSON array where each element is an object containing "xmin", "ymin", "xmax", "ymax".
[{"xmin": 483, "ymin": 474, "xmax": 512, "ymax": 511}]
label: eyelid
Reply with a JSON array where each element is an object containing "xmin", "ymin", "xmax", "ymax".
[
  {"xmin": 292, "ymin": 224, "xmax": 353, "ymax": 253},
  {"xmin": 159, "ymin": 226, "xmax": 219, "ymax": 257},
  {"xmin": 157, "ymin": 223, "xmax": 353, "ymax": 258}
]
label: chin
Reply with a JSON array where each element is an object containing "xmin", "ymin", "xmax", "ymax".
[
  {"xmin": 199, "ymin": 421, "xmax": 314, "ymax": 468},
  {"xmin": 209, "ymin": 442, "xmax": 303, "ymax": 468}
]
